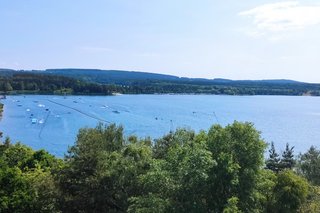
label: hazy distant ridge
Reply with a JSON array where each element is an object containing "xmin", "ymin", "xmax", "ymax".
[
  {"xmin": 0, "ymin": 68, "xmax": 319, "ymax": 96},
  {"xmin": 0, "ymin": 68, "xmax": 306, "ymax": 85}
]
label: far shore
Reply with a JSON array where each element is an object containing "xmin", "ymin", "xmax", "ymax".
[{"xmin": 1, "ymin": 91, "xmax": 320, "ymax": 97}]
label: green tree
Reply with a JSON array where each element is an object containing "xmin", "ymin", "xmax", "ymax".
[
  {"xmin": 24, "ymin": 167, "xmax": 61, "ymax": 213},
  {"xmin": 0, "ymin": 135, "xmax": 11, "ymax": 155},
  {"xmin": 57, "ymin": 124, "xmax": 152, "ymax": 213},
  {"xmin": 130, "ymin": 129, "xmax": 214, "ymax": 213},
  {"xmin": 2, "ymin": 142, "xmax": 33, "ymax": 169},
  {"xmin": 0, "ymin": 163, "xmax": 36, "ymax": 213},
  {"xmin": 299, "ymin": 186, "xmax": 320, "ymax": 213},
  {"xmin": 152, "ymin": 128, "xmax": 196, "ymax": 159},
  {"xmin": 273, "ymin": 170, "xmax": 308, "ymax": 213},
  {"xmin": 137, "ymin": 122, "xmax": 266, "ymax": 212},
  {"xmin": 0, "ymin": 139, "xmax": 62, "ymax": 213},
  {"xmin": 24, "ymin": 149, "xmax": 60, "ymax": 171},
  {"xmin": 297, "ymin": 146, "xmax": 320, "ymax": 186},
  {"xmin": 266, "ymin": 142, "xmax": 281, "ymax": 172},
  {"xmin": 254, "ymin": 169, "xmax": 277, "ymax": 212},
  {"xmin": 280, "ymin": 143, "xmax": 295, "ymax": 170},
  {"xmin": 206, "ymin": 122, "xmax": 267, "ymax": 212}
]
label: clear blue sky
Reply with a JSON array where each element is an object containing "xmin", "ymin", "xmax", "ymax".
[{"xmin": 1, "ymin": 0, "xmax": 320, "ymax": 82}]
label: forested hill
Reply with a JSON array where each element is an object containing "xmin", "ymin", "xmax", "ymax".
[
  {"xmin": 0, "ymin": 68, "xmax": 320, "ymax": 96},
  {"xmin": 0, "ymin": 72, "xmax": 122, "ymax": 95},
  {"xmin": 0, "ymin": 68, "xmax": 303, "ymax": 85},
  {"xmin": 45, "ymin": 68, "xmax": 181, "ymax": 84},
  {"xmin": 42, "ymin": 69, "xmax": 304, "ymax": 85}
]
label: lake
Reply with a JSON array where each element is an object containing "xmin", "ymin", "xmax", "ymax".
[{"xmin": 0, "ymin": 95, "xmax": 319, "ymax": 157}]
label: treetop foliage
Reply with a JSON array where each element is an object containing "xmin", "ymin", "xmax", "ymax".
[{"xmin": 0, "ymin": 122, "xmax": 319, "ymax": 212}]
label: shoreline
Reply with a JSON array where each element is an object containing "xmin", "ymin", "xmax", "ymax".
[
  {"xmin": 0, "ymin": 103, "xmax": 3, "ymax": 117},
  {"xmin": 2, "ymin": 92, "xmax": 320, "ymax": 97}
]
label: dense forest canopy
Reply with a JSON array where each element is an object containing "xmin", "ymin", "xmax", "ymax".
[
  {"xmin": 1, "ymin": 122, "xmax": 320, "ymax": 212},
  {"xmin": 0, "ymin": 72, "xmax": 124, "ymax": 95},
  {"xmin": 1, "ymin": 69, "xmax": 320, "ymax": 96}
]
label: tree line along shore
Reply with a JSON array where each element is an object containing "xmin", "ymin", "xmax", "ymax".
[
  {"xmin": 0, "ymin": 122, "xmax": 320, "ymax": 212},
  {"xmin": 0, "ymin": 103, "xmax": 3, "ymax": 116},
  {"xmin": 1, "ymin": 72, "xmax": 320, "ymax": 96}
]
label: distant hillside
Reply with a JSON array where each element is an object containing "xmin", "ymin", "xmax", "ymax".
[
  {"xmin": 0, "ymin": 72, "xmax": 122, "ymax": 95},
  {"xmin": 0, "ymin": 69, "xmax": 16, "ymax": 77},
  {"xmin": 44, "ymin": 69, "xmax": 180, "ymax": 85},
  {"xmin": 0, "ymin": 68, "xmax": 307, "ymax": 85},
  {"xmin": 0, "ymin": 68, "xmax": 319, "ymax": 96},
  {"xmin": 43, "ymin": 69, "xmax": 306, "ymax": 85}
]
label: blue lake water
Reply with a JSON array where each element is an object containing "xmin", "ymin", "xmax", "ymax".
[{"xmin": 0, "ymin": 95, "xmax": 319, "ymax": 157}]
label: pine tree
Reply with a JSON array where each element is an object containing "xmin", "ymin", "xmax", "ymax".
[
  {"xmin": 297, "ymin": 146, "xmax": 320, "ymax": 185},
  {"xmin": 280, "ymin": 143, "xmax": 295, "ymax": 170},
  {"xmin": 266, "ymin": 142, "xmax": 280, "ymax": 172}
]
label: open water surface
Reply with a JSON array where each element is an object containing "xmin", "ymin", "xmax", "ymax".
[{"xmin": 0, "ymin": 95, "xmax": 319, "ymax": 156}]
